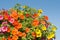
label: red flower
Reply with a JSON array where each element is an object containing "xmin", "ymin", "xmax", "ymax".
[
  {"xmin": 26, "ymin": 14, "xmax": 30, "ymax": 17},
  {"xmin": 9, "ymin": 18, "xmax": 14, "ymax": 23},
  {"xmin": 44, "ymin": 16, "xmax": 48, "ymax": 20},
  {"xmin": 32, "ymin": 13, "xmax": 38, "ymax": 18}
]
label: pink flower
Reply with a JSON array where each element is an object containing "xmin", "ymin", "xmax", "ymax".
[
  {"xmin": 2, "ymin": 21, "xmax": 7, "ymax": 25},
  {"xmin": 1, "ymin": 26, "xmax": 8, "ymax": 32},
  {"xmin": 0, "ymin": 15, "xmax": 3, "ymax": 20},
  {"xmin": 9, "ymin": 18, "xmax": 14, "ymax": 23}
]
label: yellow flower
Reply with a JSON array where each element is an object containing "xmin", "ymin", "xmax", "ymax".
[
  {"xmin": 38, "ymin": 9, "xmax": 43, "ymax": 13},
  {"xmin": 47, "ymin": 32, "xmax": 55, "ymax": 39},
  {"xmin": 47, "ymin": 35, "xmax": 51, "ymax": 39},
  {"xmin": 41, "ymin": 25, "xmax": 46, "ymax": 31},
  {"xmin": 35, "ymin": 29, "xmax": 41, "ymax": 34},
  {"xmin": 36, "ymin": 33, "xmax": 42, "ymax": 37},
  {"xmin": 37, "ymin": 13, "xmax": 41, "ymax": 16},
  {"xmin": 52, "ymin": 26, "xmax": 57, "ymax": 31},
  {"xmin": 35, "ymin": 28, "xmax": 42, "ymax": 37}
]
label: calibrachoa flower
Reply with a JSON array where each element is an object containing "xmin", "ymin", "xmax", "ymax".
[
  {"xmin": 0, "ymin": 4, "xmax": 57, "ymax": 40},
  {"xmin": 0, "ymin": 15, "xmax": 3, "ymax": 20},
  {"xmin": 47, "ymin": 32, "xmax": 55, "ymax": 39},
  {"xmin": 32, "ymin": 13, "xmax": 39, "ymax": 18},
  {"xmin": 22, "ymin": 32, "xmax": 26, "ymax": 37},
  {"xmin": 38, "ymin": 9, "xmax": 43, "ymax": 13},
  {"xmin": 10, "ymin": 9, "xmax": 18, "ymax": 20},
  {"xmin": 35, "ymin": 28, "xmax": 42, "ymax": 37},
  {"xmin": 41, "ymin": 25, "xmax": 46, "ymax": 31},
  {"xmin": 2, "ymin": 21, "xmax": 8, "ymax": 26},
  {"xmin": 9, "ymin": 18, "xmax": 14, "ymax": 23},
  {"xmin": 32, "ymin": 32, "xmax": 36, "ymax": 37},
  {"xmin": 14, "ymin": 23, "xmax": 22, "ymax": 30},
  {"xmin": 25, "ymin": 27, "xmax": 30, "ymax": 33},
  {"xmin": 44, "ymin": 16, "xmax": 49, "ymax": 20},
  {"xmin": 32, "ymin": 19, "xmax": 39, "ymax": 27},
  {"xmin": 26, "ymin": 14, "xmax": 30, "ymax": 17},
  {"xmin": 2, "ymin": 21, "xmax": 7, "ymax": 25},
  {"xmin": 11, "ymin": 28, "xmax": 18, "ymax": 35},
  {"xmin": 12, "ymin": 35, "xmax": 18, "ymax": 40},
  {"xmin": 3, "ymin": 11, "xmax": 9, "ymax": 20},
  {"xmin": 1, "ymin": 26, "xmax": 8, "ymax": 32},
  {"xmin": 12, "ymin": 20, "xmax": 19, "ymax": 26},
  {"xmin": 18, "ymin": 31, "xmax": 23, "ymax": 37}
]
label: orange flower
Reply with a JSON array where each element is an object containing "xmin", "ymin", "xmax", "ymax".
[
  {"xmin": 25, "ymin": 27, "xmax": 30, "ymax": 33},
  {"xmin": 13, "ymin": 20, "xmax": 19, "ymax": 26},
  {"xmin": 11, "ymin": 28, "xmax": 18, "ymax": 35},
  {"xmin": 3, "ymin": 15, "xmax": 8, "ymax": 20},
  {"xmin": 8, "ymin": 36, "xmax": 12, "ymax": 40},
  {"xmin": 19, "ymin": 14, "xmax": 25, "ymax": 20},
  {"xmin": 32, "ymin": 13, "xmax": 38, "ymax": 18},
  {"xmin": 32, "ymin": 19, "xmax": 39, "ymax": 27},
  {"xmin": 3, "ymin": 10, "xmax": 9, "ymax": 20},
  {"xmin": 41, "ymin": 20, "xmax": 46, "ymax": 25},
  {"xmin": 2, "ymin": 37, "xmax": 6, "ymax": 40},
  {"xmin": 12, "ymin": 35, "xmax": 18, "ymax": 40},
  {"xmin": 7, "ymin": 27, "xmax": 10, "ymax": 33},
  {"xmin": 18, "ymin": 32, "xmax": 23, "ymax": 37},
  {"xmin": 10, "ymin": 9, "xmax": 18, "ymax": 20},
  {"xmin": 44, "ymin": 16, "xmax": 48, "ymax": 20},
  {"xmin": 15, "ymin": 23, "xmax": 22, "ymax": 30},
  {"xmin": 32, "ymin": 32, "xmax": 36, "ymax": 37},
  {"xmin": 22, "ymin": 32, "xmax": 26, "ymax": 37},
  {"xmin": 3, "ymin": 13, "xmax": 9, "ymax": 20}
]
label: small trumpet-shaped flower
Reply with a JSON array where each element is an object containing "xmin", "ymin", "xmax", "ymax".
[
  {"xmin": 35, "ymin": 28, "xmax": 42, "ymax": 37},
  {"xmin": 0, "ymin": 15, "xmax": 3, "ymax": 20}
]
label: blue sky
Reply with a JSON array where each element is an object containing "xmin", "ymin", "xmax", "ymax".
[{"xmin": 0, "ymin": 0, "xmax": 60, "ymax": 40}]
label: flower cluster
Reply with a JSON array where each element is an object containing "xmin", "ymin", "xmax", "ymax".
[{"xmin": 0, "ymin": 4, "xmax": 57, "ymax": 40}]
